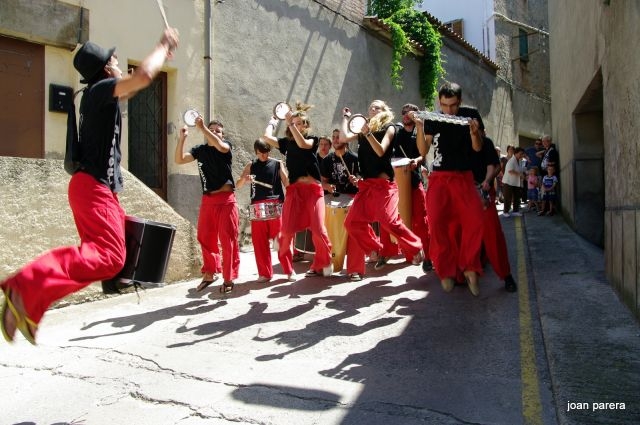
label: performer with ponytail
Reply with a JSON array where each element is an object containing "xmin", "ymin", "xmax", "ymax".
[
  {"xmin": 340, "ymin": 100, "xmax": 423, "ymax": 281},
  {"xmin": 262, "ymin": 102, "xmax": 333, "ymax": 279}
]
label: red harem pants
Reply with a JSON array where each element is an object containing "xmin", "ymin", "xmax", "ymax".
[
  {"xmin": 344, "ymin": 178, "xmax": 422, "ymax": 275},
  {"xmin": 0, "ymin": 171, "xmax": 126, "ymax": 324},
  {"xmin": 198, "ymin": 191, "xmax": 240, "ymax": 282},
  {"xmin": 482, "ymin": 187, "xmax": 511, "ymax": 279},
  {"xmin": 250, "ymin": 200, "xmax": 291, "ymax": 279},
  {"xmin": 379, "ymin": 182, "xmax": 431, "ymax": 261},
  {"xmin": 426, "ymin": 170, "xmax": 484, "ymax": 279},
  {"xmin": 278, "ymin": 181, "xmax": 332, "ymax": 274}
]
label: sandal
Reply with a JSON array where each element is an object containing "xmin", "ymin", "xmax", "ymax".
[
  {"xmin": 1, "ymin": 293, "xmax": 14, "ymax": 343},
  {"xmin": 196, "ymin": 274, "xmax": 219, "ymax": 292},
  {"xmin": 305, "ymin": 269, "xmax": 319, "ymax": 277},
  {"xmin": 2, "ymin": 288, "xmax": 36, "ymax": 345},
  {"xmin": 348, "ymin": 273, "xmax": 363, "ymax": 282},
  {"xmin": 219, "ymin": 281, "xmax": 234, "ymax": 294}
]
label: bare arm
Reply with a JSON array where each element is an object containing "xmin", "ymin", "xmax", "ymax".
[
  {"xmin": 174, "ymin": 125, "xmax": 195, "ymax": 164},
  {"xmin": 469, "ymin": 119, "xmax": 483, "ymax": 152},
  {"xmin": 285, "ymin": 112, "xmax": 314, "ymax": 149},
  {"xmin": 235, "ymin": 162, "xmax": 252, "ymax": 189},
  {"xmin": 113, "ymin": 28, "xmax": 179, "ymax": 99},
  {"xmin": 262, "ymin": 117, "xmax": 280, "ymax": 149},
  {"xmin": 364, "ymin": 124, "xmax": 395, "ymax": 157},
  {"xmin": 481, "ymin": 164, "xmax": 496, "ymax": 191},
  {"xmin": 196, "ymin": 117, "xmax": 230, "ymax": 153},
  {"xmin": 279, "ymin": 160, "xmax": 289, "ymax": 187}
]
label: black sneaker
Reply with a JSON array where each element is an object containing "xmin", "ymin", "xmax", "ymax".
[
  {"xmin": 422, "ymin": 259, "xmax": 433, "ymax": 273},
  {"xmin": 374, "ymin": 257, "xmax": 390, "ymax": 270},
  {"xmin": 504, "ymin": 274, "xmax": 517, "ymax": 292}
]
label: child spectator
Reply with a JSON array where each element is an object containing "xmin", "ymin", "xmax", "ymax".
[
  {"xmin": 526, "ymin": 167, "xmax": 540, "ymax": 212},
  {"xmin": 538, "ymin": 165, "xmax": 558, "ymax": 216}
]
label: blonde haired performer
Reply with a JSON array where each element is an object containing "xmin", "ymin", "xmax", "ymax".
[
  {"xmin": 262, "ymin": 102, "xmax": 333, "ymax": 278},
  {"xmin": 340, "ymin": 100, "xmax": 423, "ymax": 281}
]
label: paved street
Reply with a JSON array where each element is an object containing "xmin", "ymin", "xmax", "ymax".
[{"xmin": 1, "ymin": 211, "xmax": 639, "ymax": 424}]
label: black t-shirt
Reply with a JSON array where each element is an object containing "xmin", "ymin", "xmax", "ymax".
[
  {"xmin": 250, "ymin": 158, "xmax": 285, "ymax": 202},
  {"xmin": 470, "ymin": 136, "xmax": 500, "ymax": 185},
  {"xmin": 357, "ymin": 123, "xmax": 395, "ymax": 180},
  {"xmin": 77, "ymin": 78, "xmax": 123, "ymax": 192},
  {"xmin": 425, "ymin": 106, "xmax": 484, "ymax": 172},
  {"xmin": 393, "ymin": 123, "xmax": 422, "ymax": 188},
  {"xmin": 320, "ymin": 151, "xmax": 360, "ymax": 195},
  {"xmin": 277, "ymin": 136, "xmax": 320, "ymax": 183},
  {"xmin": 190, "ymin": 140, "xmax": 234, "ymax": 193}
]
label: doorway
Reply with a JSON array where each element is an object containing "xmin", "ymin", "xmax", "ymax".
[
  {"xmin": 0, "ymin": 36, "xmax": 44, "ymax": 158},
  {"xmin": 127, "ymin": 71, "xmax": 168, "ymax": 199}
]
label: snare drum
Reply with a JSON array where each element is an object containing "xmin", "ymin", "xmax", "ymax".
[
  {"xmin": 324, "ymin": 193, "xmax": 353, "ymax": 272},
  {"xmin": 391, "ymin": 158, "xmax": 413, "ymax": 231},
  {"xmin": 248, "ymin": 202, "xmax": 282, "ymax": 221}
]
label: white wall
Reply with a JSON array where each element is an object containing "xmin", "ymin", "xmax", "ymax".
[{"xmin": 418, "ymin": 0, "xmax": 495, "ymax": 60}]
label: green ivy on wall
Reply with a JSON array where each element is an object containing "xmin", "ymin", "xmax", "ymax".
[{"xmin": 369, "ymin": 0, "xmax": 444, "ymax": 107}]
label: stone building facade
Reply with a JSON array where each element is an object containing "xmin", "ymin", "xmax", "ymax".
[{"xmin": 548, "ymin": 0, "xmax": 640, "ymax": 319}]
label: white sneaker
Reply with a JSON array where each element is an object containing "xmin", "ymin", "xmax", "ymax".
[
  {"xmin": 287, "ymin": 272, "xmax": 297, "ymax": 282},
  {"xmin": 322, "ymin": 264, "xmax": 333, "ymax": 277},
  {"xmin": 503, "ymin": 212, "xmax": 511, "ymax": 217},
  {"xmin": 257, "ymin": 276, "xmax": 271, "ymax": 283},
  {"xmin": 511, "ymin": 211, "xmax": 522, "ymax": 217}
]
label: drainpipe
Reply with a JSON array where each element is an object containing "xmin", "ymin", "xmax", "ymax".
[{"xmin": 204, "ymin": 0, "xmax": 212, "ymax": 122}]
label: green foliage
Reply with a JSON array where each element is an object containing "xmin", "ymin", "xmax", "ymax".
[{"xmin": 369, "ymin": 1, "xmax": 443, "ymax": 107}]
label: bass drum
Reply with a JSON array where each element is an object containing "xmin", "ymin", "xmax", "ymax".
[{"xmin": 102, "ymin": 216, "xmax": 176, "ymax": 294}]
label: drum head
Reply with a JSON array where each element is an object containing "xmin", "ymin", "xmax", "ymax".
[
  {"xmin": 325, "ymin": 193, "xmax": 353, "ymax": 208},
  {"xmin": 273, "ymin": 102, "xmax": 291, "ymax": 120},
  {"xmin": 391, "ymin": 157, "xmax": 411, "ymax": 167},
  {"xmin": 183, "ymin": 109, "xmax": 200, "ymax": 127},
  {"xmin": 347, "ymin": 114, "xmax": 368, "ymax": 134}
]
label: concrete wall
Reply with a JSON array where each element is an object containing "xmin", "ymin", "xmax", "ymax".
[
  {"xmin": 494, "ymin": 0, "xmax": 551, "ymax": 143},
  {"xmin": 549, "ymin": 0, "xmax": 640, "ymax": 318},
  {"xmin": 169, "ymin": 0, "xmax": 424, "ymax": 223}
]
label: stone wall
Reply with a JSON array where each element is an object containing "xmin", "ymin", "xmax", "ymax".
[
  {"xmin": 549, "ymin": 0, "xmax": 640, "ymax": 319},
  {"xmin": 0, "ymin": 157, "xmax": 202, "ymax": 306}
]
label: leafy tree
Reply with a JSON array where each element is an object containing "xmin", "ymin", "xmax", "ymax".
[{"xmin": 368, "ymin": 0, "xmax": 444, "ymax": 107}]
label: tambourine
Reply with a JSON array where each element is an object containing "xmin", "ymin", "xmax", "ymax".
[
  {"xmin": 183, "ymin": 109, "xmax": 201, "ymax": 127},
  {"xmin": 347, "ymin": 114, "xmax": 368, "ymax": 134},
  {"xmin": 273, "ymin": 102, "xmax": 291, "ymax": 120}
]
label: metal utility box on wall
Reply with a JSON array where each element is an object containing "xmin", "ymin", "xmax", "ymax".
[{"xmin": 48, "ymin": 84, "xmax": 73, "ymax": 112}]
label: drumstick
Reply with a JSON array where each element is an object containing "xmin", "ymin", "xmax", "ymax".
[
  {"xmin": 337, "ymin": 153, "xmax": 352, "ymax": 177},
  {"xmin": 253, "ymin": 180, "xmax": 273, "ymax": 189},
  {"xmin": 156, "ymin": 0, "xmax": 170, "ymax": 29},
  {"xmin": 399, "ymin": 145, "xmax": 409, "ymax": 158}
]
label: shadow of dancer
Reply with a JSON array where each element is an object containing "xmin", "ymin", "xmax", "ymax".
[
  {"xmin": 167, "ymin": 300, "xmax": 319, "ymax": 348},
  {"xmin": 70, "ymin": 299, "xmax": 227, "ymax": 341},
  {"xmin": 253, "ymin": 309, "xmax": 401, "ymax": 361}
]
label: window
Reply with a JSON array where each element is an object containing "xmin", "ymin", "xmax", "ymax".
[
  {"xmin": 519, "ymin": 28, "xmax": 529, "ymax": 62},
  {"xmin": 444, "ymin": 19, "xmax": 464, "ymax": 38}
]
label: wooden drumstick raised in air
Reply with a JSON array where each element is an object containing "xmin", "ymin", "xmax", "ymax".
[{"xmin": 156, "ymin": 0, "xmax": 170, "ymax": 29}]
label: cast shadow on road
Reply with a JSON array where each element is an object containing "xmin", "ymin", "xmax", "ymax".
[
  {"xmin": 68, "ymin": 299, "xmax": 228, "ymax": 341},
  {"xmin": 231, "ymin": 383, "xmax": 342, "ymax": 411},
  {"xmin": 250, "ymin": 276, "xmax": 427, "ymax": 361}
]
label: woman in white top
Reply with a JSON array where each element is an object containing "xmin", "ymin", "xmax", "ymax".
[{"xmin": 502, "ymin": 147, "xmax": 525, "ymax": 217}]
